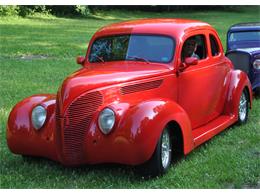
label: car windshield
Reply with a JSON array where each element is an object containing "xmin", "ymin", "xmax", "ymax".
[
  {"xmin": 89, "ymin": 35, "xmax": 175, "ymax": 63},
  {"xmin": 229, "ymin": 31, "xmax": 260, "ymax": 42}
]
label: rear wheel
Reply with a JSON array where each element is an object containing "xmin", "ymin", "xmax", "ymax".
[
  {"xmin": 140, "ymin": 127, "xmax": 172, "ymax": 177},
  {"xmin": 237, "ymin": 89, "xmax": 249, "ymax": 125}
]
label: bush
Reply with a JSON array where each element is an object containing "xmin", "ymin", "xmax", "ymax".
[
  {"xmin": 0, "ymin": 5, "xmax": 19, "ymax": 16},
  {"xmin": 75, "ymin": 5, "xmax": 91, "ymax": 17},
  {"xmin": 18, "ymin": 5, "xmax": 51, "ymax": 17},
  {"xmin": 0, "ymin": 5, "xmax": 52, "ymax": 17},
  {"xmin": 45, "ymin": 5, "xmax": 92, "ymax": 17}
]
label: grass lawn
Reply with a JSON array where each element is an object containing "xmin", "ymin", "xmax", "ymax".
[{"xmin": 0, "ymin": 6, "xmax": 260, "ymax": 188}]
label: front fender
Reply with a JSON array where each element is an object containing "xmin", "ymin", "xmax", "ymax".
[
  {"xmin": 116, "ymin": 99, "xmax": 194, "ymax": 164},
  {"xmin": 6, "ymin": 94, "xmax": 58, "ymax": 161},
  {"xmin": 224, "ymin": 70, "xmax": 253, "ymax": 117}
]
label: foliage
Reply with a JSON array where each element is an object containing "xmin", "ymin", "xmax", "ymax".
[
  {"xmin": 89, "ymin": 5, "xmax": 244, "ymax": 12},
  {"xmin": 0, "ymin": 5, "xmax": 250, "ymax": 18},
  {"xmin": 0, "ymin": 6, "xmax": 260, "ymax": 188},
  {"xmin": 75, "ymin": 5, "xmax": 91, "ymax": 17},
  {"xmin": 0, "ymin": 5, "xmax": 91, "ymax": 17},
  {"xmin": 0, "ymin": 5, "xmax": 19, "ymax": 16},
  {"xmin": 0, "ymin": 5, "xmax": 51, "ymax": 17},
  {"xmin": 46, "ymin": 5, "xmax": 78, "ymax": 16},
  {"xmin": 18, "ymin": 5, "xmax": 51, "ymax": 17}
]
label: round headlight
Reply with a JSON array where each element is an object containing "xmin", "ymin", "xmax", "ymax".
[
  {"xmin": 253, "ymin": 59, "xmax": 260, "ymax": 70},
  {"xmin": 31, "ymin": 105, "xmax": 47, "ymax": 130},
  {"xmin": 98, "ymin": 108, "xmax": 115, "ymax": 135}
]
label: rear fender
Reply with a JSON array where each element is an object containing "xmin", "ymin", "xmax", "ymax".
[{"xmin": 224, "ymin": 70, "xmax": 253, "ymax": 117}]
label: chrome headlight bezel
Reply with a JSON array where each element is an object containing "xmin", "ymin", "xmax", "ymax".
[
  {"xmin": 98, "ymin": 107, "xmax": 116, "ymax": 135},
  {"xmin": 31, "ymin": 105, "xmax": 47, "ymax": 130},
  {"xmin": 253, "ymin": 59, "xmax": 260, "ymax": 70}
]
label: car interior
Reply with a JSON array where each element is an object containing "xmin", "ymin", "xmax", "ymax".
[{"xmin": 181, "ymin": 35, "xmax": 207, "ymax": 62}]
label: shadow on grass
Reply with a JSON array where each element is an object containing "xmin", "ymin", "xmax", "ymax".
[
  {"xmin": 23, "ymin": 6, "xmax": 257, "ymax": 23},
  {"xmin": 3, "ymin": 119, "xmax": 250, "ymax": 185},
  {"xmin": 25, "ymin": 13, "xmax": 117, "ymax": 22},
  {"xmin": 18, "ymin": 155, "xmax": 143, "ymax": 181},
  {"xmin": 16, "ymin": 153, "xmax": 185, "ymax": 183}
]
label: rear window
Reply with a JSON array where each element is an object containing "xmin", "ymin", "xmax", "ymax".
[{"xmin": 209, "ymin": 34, "xmax": 220, "ymax": 56}]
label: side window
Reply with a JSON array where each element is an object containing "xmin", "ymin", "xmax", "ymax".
[
  {"xmin": 181, "ymin": 34, "xmax": 207, "ymax": 62},
  {"xmin": 210, "ymin": 34, "xmax": 220, "ymax": 56}
]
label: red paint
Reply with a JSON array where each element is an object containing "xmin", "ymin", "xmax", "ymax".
[{"xmin": 7, "ymin": 19, "xmax": 252, "ymax": 166}]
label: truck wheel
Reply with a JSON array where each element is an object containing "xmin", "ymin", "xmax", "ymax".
[
  {"xmin": 254, "ymin": 88, "xmax": 260, "ymax": 98},
  {"xmin": 141, "ymin": 127, "xmax": 172, "ymax": 177},
  {"xmin": 237, "ymin": 89, "xmax": 249, "ymax": 125}
]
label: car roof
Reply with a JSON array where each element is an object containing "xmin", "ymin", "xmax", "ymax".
[
  {"xmin": 228, "ymin": 22, "xmax": 260, "ymax": 32},
  {"xmin": 94, "ymin": 19, "xmax": 212, "ymax": 38}
]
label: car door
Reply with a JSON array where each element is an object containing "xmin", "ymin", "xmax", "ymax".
[
  {"xmin": 177, "ymin": 31, "xmax": 228, "ymax": 129},
  {"xmin": 208, "ymin": 32, "xmax": 230, "ymax": 115}
]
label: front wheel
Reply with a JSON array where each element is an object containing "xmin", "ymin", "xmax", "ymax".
[
  {"xmin": 254, "ymin": 87, "xmax": 260, "ymax": 98},
  {"xmin": 140, "ymin": 127, "xmax": 172, "ymax": 177},
  {"xmin": 237, "ymin": 89, "xmax": 249, "ymax": 125}
]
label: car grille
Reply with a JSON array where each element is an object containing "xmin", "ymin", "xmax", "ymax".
[
  {"xmin": 55, "ymin": 97, "xmax": 63, "ymax": 159},
  {"xmin": 226, "ymin": 51, "xmax": 250, "ymax": 74},
  {"xmin": 57, "ymin": 91, "xmax": 103, "ymax": 165}
]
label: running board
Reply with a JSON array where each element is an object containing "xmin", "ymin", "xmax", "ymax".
[{"xmin": 192, "ymin": 115, "xmax": 237, "ymax": 148}]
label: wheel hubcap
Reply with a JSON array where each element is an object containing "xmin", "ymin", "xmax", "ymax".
[
  {"xmin": 161, "ymin": 130, "xmax": 171, "ymax": 169},
  {"xmin": 239, "ymin": 92, "xmax": 247, "ymax": 121}
]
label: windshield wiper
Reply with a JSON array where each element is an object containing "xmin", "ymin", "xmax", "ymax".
[{"xmin": 127, "ymin": 56, "xmax": 150, "ymax": 64}]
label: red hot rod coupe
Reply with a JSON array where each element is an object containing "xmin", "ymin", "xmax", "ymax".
[{"xmin": 7, "ymin": 19, "xmax": 253, "ymax": 176}]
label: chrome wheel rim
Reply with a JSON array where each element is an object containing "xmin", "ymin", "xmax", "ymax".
[
  {"xmin": 161, "ymin": 130, "xmax": 171, "ymax": 169},
  {"xmin": 239, "ymin": 92, "xmax": 247, "ymax": 121}
]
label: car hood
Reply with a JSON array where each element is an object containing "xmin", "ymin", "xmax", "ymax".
[{"xmin": 57, "ymin": 61, "xmax": 171, "ymax": 113}]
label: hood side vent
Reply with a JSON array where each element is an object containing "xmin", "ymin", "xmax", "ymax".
[{"xmin": 120, "ymin": 79, "xmax": 163, "ymax": 95}]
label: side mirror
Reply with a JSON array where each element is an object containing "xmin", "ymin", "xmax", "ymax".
[
  {"xmin": 76, "ymin": 56, "xmax": 85, "ymax": 66},
  {"xmin": 179, "ymin": 57, "xmax": 198, "ymax": 72}
]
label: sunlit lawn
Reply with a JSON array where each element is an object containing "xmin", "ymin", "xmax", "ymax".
[{"xmin": 0, "ymin": 6, "xmax": 260, "ymax": 188}]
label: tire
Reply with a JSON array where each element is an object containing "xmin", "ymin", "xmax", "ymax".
[
  {"xmin": 254, "ymin": 87, "xmax": 260, "ymax": 98},
  {"xmin": 22, "ymin": 155, "xmax": 40, "ymax": 162},
  {"xmin": 22, "ymin": 155, "xmax": 33, "ymax": 159},
  {"xmin": 237, "ymin": 89, "xmax": 249, "ymax": 125},
  {"xmin": 140, "ymin": 127, "xmax": 172, "ymax": 177}
]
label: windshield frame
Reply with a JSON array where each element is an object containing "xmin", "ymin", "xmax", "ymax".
[{"xmin": 87, "ymin": 33, "xmax": 176, "ymax": 64}]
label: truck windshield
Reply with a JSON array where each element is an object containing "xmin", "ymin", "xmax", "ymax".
[
  {"xmin": 89, "ymin": 35, "xmax": 175, "ymax": 63},
  {"xmin": 229, "ymin": 31, "xmax": 260, "ymax": 42}
]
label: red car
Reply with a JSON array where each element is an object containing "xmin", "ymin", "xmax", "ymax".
[{"xmin": 7, "ymin": 19, "xmax": 253, "ymax": 176}]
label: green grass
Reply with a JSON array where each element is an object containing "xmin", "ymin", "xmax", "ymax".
[{"xmin": 0, "ymin": 6, "xmax": 260, "ymax": 188}]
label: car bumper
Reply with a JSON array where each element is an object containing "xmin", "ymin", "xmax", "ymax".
[{"xmin": 7, "ymin": 96, "xmax": 153, "ymax": 166}]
